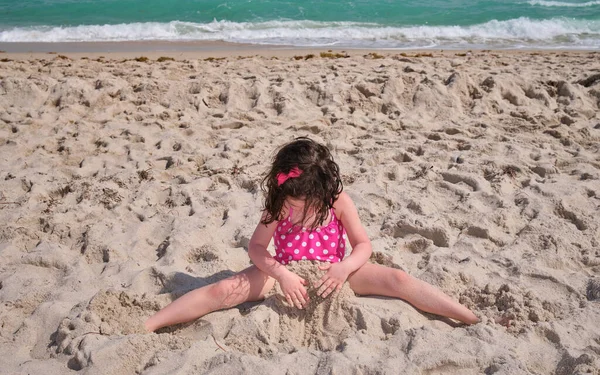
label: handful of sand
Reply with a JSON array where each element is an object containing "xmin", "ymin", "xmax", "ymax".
[
  {"xmin": 224, "ymin": 261, "xmax": 358, "ymax": 353},
  {"xmin": 270, "ymin": 260, "xmax": 355, "ymax": 309}
]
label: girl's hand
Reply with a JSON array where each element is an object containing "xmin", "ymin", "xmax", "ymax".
[
  {"xmin": 277, "ymin": 269, "xmax": 309, "ymax": 309},
  {"xmin": 316, "ymin": 262, "xmax": 351, "ymax": 298}
]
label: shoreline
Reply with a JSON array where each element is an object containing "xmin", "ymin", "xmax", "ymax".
[{"xmin": 1, "ymin": 40, "xmax": 598, "ymax": 60}]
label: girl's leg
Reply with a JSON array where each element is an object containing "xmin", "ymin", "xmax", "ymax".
[
  {"xmin": 347, "ymin": 263, "xmax": 479, "ymax": 324},
  {"xmin": 145, "ymin": 265, "xmax": 275, "ymax": 332}
]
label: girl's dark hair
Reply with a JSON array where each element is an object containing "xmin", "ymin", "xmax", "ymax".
[{"xmin": 261, "ymin": 137, "xmax": 343, "ymax": 229}]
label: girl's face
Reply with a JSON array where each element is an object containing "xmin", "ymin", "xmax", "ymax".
[{"xmin": 286, "ymin": 196, "xmax": 306, "ymax": 210}]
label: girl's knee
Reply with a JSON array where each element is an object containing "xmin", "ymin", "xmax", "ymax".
[
  {"xmin": 207, "ymin": 270, "xmax": 272, "ymax": 307},
  {"xmin": 206, "ymin": 280, "xmax": 227, "ymax": 300},
  {"xmin": 207, "ymin": 278, "xmax": 242, "ymax": 308},
  {"xmin": 389, "ymin": 269, "xmax": 411, "ymax": 287}
]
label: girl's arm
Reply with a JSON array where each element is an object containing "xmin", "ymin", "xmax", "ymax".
[
  {"xmin": 247, "ymin": 212, "xmax": 289, "ymax": 280},
  {"xmin": 336, "ymin": 191, "xmax": 372, "ymax": 273},
  {"xmin": 316, "ymin": 192, "xmax": 372, "ymax": 297},
  {"xmin": 248, "ymin": 212, "xmax": 309, "ymax": 309}
]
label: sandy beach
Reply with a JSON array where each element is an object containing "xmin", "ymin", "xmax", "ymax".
[{"xmin": 0, "ymin": 46, "xmax": 599, "ymax": 374}]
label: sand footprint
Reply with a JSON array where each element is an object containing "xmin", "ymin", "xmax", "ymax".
[
  {"xmin": 384, "ymin": 219, "xmax": 451, "ymax": 248},
  {"xmin": 440, "ymin": 171, "xmax": 483, "ymax": 192},
  {"xmin": 554, "ymin": 203, "xmax": 588, "ymax": 231}
]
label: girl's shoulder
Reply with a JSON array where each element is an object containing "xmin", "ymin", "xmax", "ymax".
[{"xmin": 333, "ymin": 191, "xmax": 354, "ymax": 219}]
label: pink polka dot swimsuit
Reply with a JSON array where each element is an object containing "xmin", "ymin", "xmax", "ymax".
[{"xmin": 273, "ymin": 208, "xmax": 347, "ymax": 265}]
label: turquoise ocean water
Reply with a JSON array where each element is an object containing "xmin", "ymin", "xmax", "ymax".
[{"xmin": 0, "ymin": 0, "xmax": 599, "ymax": 49}]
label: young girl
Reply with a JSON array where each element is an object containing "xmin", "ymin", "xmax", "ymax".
[{"xmin": 145, "ymin": 138, "xmax": 478, "ymax": 332}]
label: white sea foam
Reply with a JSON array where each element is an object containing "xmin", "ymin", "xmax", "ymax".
[
  {"xmin": 528, "ymin": 0, "xmax": 600, "ymax": 7},
  {"xmin": 0, "ymin": 17, "xmax": 598, "ymax": 49}
]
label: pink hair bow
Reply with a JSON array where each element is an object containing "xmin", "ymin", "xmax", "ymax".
[{"xmin": 277, "ymin": 167, "xmax": 303, "ymax": 186}]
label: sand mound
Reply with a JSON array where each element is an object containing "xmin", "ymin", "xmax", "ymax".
[
  {"xmin": 53, "ymin": 289, "xmax": 186, "ymax": 373},
  {"xmin": 225, "ymin": 261, "xmax": 357, "ymax": 354},
  {"xmin": 459, "ymin": 283, "xmax": 565, "ymax": 332}
]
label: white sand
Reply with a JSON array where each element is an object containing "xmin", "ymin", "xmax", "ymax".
[{"xmin": 0, "ymin": 50, "xmax": 599, "ymax": 374}]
